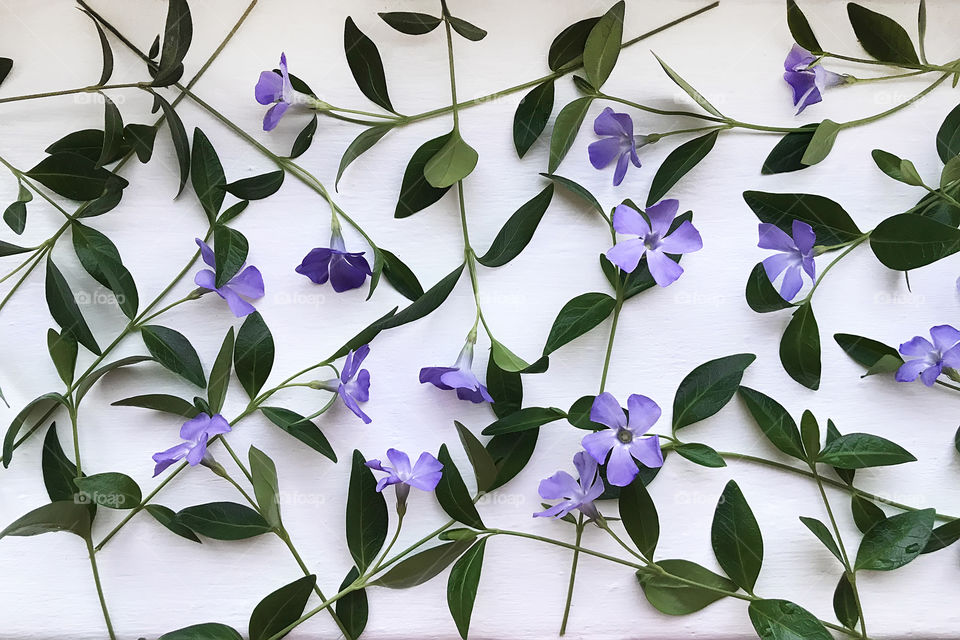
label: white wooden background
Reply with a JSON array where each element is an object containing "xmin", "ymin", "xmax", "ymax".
[{"xmin": 1, "ymin": 0, "xmax": 960, "ymax": 638}]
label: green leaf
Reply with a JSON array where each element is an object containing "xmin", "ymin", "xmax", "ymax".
[
  {"xmin": 738, "ymin": 386, "xmax": 804, "ymax": 460},
  {"xmin": 488, "ymin": 339, "xmax": 531, "ymax": 373},
  {"xmin": 344, "ymin": 16, "xmax": 394, "ymax": 112},
  {"xmin": 872, "ymin": 149, "xmax": 924, "ymax": 186},
  {"xmin": 870, "ymin": 213, "xmax": 960, "ymax": 270},
  {"xmin": 141, "ymin": 325, "xmax": 205, "ymax": 387},
  {"xmin": 800, "ymin": 410, "xmax": 820, "ymax": 460},
  {"xmin": 191, "ymin": 128, "xmax": 226, "ymax": 221},
  {"xmin": 112, "ymin": 394, "xmax": 200, "ymax": 418},
  {"xmin": 145, "ymin": 504, "xmax": 201, "ymax": 543},
  {"xmin": 482, "ymin": 407, "xmax": 566, "ymax": 435},
  {"xmin": 0, "ymin": 500, "xmax": 91, "ymax": 539},
  {"xmin": 147, "ymin": 92, "xmax": 190, "ymax": 195},
  {"xmin": 328, "ymin": 306, "xmax": 397, "ymax": 361},
  {"xmin": 486, "ymin": 429, "xmax": 538, "ymax": 490},
  {"xmin": 833, "ymin": 333, "xmax": 902, "ymax": 371},
  {"xmin": 486, "ymin": 358, "xmax": 522, "ymax": 419},
  {"xmin": 743, "ymin": 190, "xmax": 862, "ymax": 247},
  {"xmin": 71, "ymin": 221, "xmax": 139, "ymax": 319},
  {"xmin": 542, "ymin": 292, "xmax": 615, "ymax": 355},
  {"xmin": 4, "ymin": 193, "xmax": 27, "ymax": 235},
  {"xmin": 937, "ymin": 102, "xmax": 960, "ymax": 163},
  {"xmin": 207, "ymin": 327, "xmax": 234, "ymax": 414},
  {"xmin": 249, "ymin": 575, "xmax": 316, "ymax": 640},
  {"xmin": 159, "ymin": 623, "xmax": 241, "ymax": 640},
  {"xmin": 26, "ymin": 152, "xmax": 127, "ymax": 201},
  {"xmin": 234, "ymin": 312, "xmax": 274, "ymax": 399},
  {"xmin": 75, "ymin": 355, "xmax": 151, "ymax": 402},
  {"xmin": 217, "ymin": 200, "xmax": 249, "ymax": 225},
  {"xmin": 449, "ymin": 16, "xmax": 487, "ymax": 41},
  {"xmin": 798, "ymin": 516, "xmax": 842, "ymax": 563},
  {"xmin": 335, "ymin": 568, "xmax": 368, "ymax": 639},
  {"xmin": 833, "ymin": 573, "xmax": 858, "ymax": 631},
  {"xmin": 548, "ymin": 97, "xmax": 593, "ymax": 172},
  {"xmin": 380, "ymin": 249, "xmax": 423, "ymax": 301},
  {"xmin": 45, "ymin": 258, "xmax": 101, "ymax": 355},
  {"xmin": 3, "ymin": 392, "xmax": 67, "ymax": 468},
  {"xmin": 152, "ymin": 0, "xmax": 192, "ymax": 86},
  {"xmin": 377, "ymin": 263, "xmax": 463, "ymax": 330},
  {"xmin": 653, "ymin": 53, "xmax": 723, "ymax": 117},
  {"xmin": 260, "ymin": 407, "xmax": 336, "ymax": 462},
  {"xmin": 761, "ymin": 124, "xmax": 819, "ymax": 175},
  {"xmin": 176, "ymin": 502, "xmax": 272, "ymax": 540},
  {"xmin": 75, "ymin": 472, "xmax": 141, "ymax": 509},
  {"xmin": 223, "ymin": 171, "xmax": 284, "ymax": 200},
  {"xmin": 0, "ymin": 240, "xmax": 32, "ymax": 256},
  {"xmin": 817, "ymin": 433, "xmax": 915, "ymax": 469},
  {"xmin": 47, "ymin": 329, "xmax": 77, "ymax": 386},
  {"xmin": 786, "ymin": 0, "xmax": 820, "ymax": 51},
  {"xmin": 847, "ymin": 3, "xmax": 919, "ymax": 65},
  {"xmin": 638, "ymin": 559, "xmax": 737, "ymax": 615},
  {"xmin": 455, "ymin": 421, "xmax": 498, "ymax": 492},
  {"xmin": 672, "ymin": 353, "xmax": 755, "ymax": 430},
  {"xmin": 249, "ymin": 446, "xmax": 281, "ymax": 529},
  {"xmin": 855, "ymin": 508, "xmax": 935, "ymax": 571},
  {"xmin": 825, "ymin": 420, "xmax": 855, "ymax": 484},
  {"xmin": 378, "ymin": 12, "xmax": 441, "ymax": 34},
  {"xmin": 851, "ymin": 495, "xmax": 886, "ymax": 534},
  {"xmin": 42, "ymin": 424, "xmax": 80, "ymax": 502},
  {"xmin": 674, "ymin": 442, "xmax": 726, "ymax": 468},
  {"xmin": 800, "ymin": 119, "xmax": 842, "ymax": 166},
  {"xmin": 539, "ymin": 172, "xmax": 604, "ymax": 216},
  {"xmin": 0, "ymin": 58, "xmax": 12, "ymax": 86},
  {"xmin": 620, "ymin": 480, "xmax": 658, "ymax": 560},
  {"xmin": 447, "ymin": 539, "xmax": 486, "ymax": 640},
  {"xmin": 548, "ymin": 17, "xmax": 600, "ymax": 71},
  {"xmin": 745, "ymin": 262, "xmax": 794, "ymax": 313},
  {"xmin": 337, "ymin": 124, "xmax": 393, "ymax": 189},
  {"xmin": 711, "ymin": 480, "xmax": 763, "ymax": 592},
  {"xmin": 373, "ymin": 539, "xmax": 473, "ymax": 588},
  {"xmin": 513, "ymin": 81, "xmax": 555, "ymax": 158},
  {"xmin": 124, "ymin": 123, "xmax": 157, "ymax": 163},
  {"xmin": 780, "ymin": 302, "xmax": 821, "ymax": 390},
  {"xmin": 748, "ymin": 599, "xmax": 833, "ymax": 640},
  {"xmin": 436, "ymin": 444, "xmax": 485, "ymax": 528},
  {"xmin": 346, "ymin": 450, "xmax": 388, "ymax": 572},
  {"xmin": 423, "ymin": 130, "xmax": 478, "ymax": 189},
  {"xmin": 582, "ymin": 1, "xmax": 624, "ymax": 89},
  {"xmin": 212, "ymin": 225, "xmax": 248, "ymax": 288},
  {"xmin": 46, "ymin": 129, "xmax": 126, "ymax": 164},
  {"xmin": 477, "ymin": 185, "xmax": 554, "ymax": 267},
  {"xmin": 395, "ymin": 133, "xmax": 453, "ymax": 218},
  {"xmin": 289, "ymin": 114, "xmax": 318, "ymax": 160},
  {"xmin": 921, "ymin": 518, "xmax": 960, "ymax": 554},
  {"xmin": 96, "ymin": 94, "xmax": 124, "ymax": 168},
  {"xmin": 647, "ymin": 130, "xmax": 719, "ymax": 206}
]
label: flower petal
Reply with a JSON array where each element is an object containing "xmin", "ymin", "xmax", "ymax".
[
  {"xmin": 185, "ymin": 434, "xmax": 209, "ymax": 466},
  {"xmin": 626, "ymin": 394, "xmax": 661, "ymax": 435},
  {"xmin": 898, "ymin": 335, "xmax": 934, "ymax": 357},
  {"xmin": 219, "ymin": 285, "xmax": 257, "ymax": 318},
  {"xmin": 895, "ymin": 358, "xmax": 928, "ymax": 382},
  {"xmin": 645, "ymin": 199, "xmax": 680, "ymax": 237},
  {"xmin": 228, "ymin": 266, "xmax": 265, "ymax": 299},
  {"xmin": 920, "ymin": 362, "xmax": 943, "ymax": 387},
  {"xmin": 588, "ymin": 137, "xmax": 623, "ymax": 170},
  {"xmin": 930, "ymin": 325, "xmax": 960, "ymax": 352},
  {"xmin": 784, "ymin": 44, "xmax": 816, "ymax": 71},
  {"xmin": 195, "ymin": 238, "xmax": 216, "ymax": 268},
  {"xmin": 758, "ymin": 223, "xmax": 796, "ymax": 252},
  {"xmin": 612, "ymin": 150, "xmax": 631, "ymax": 186},
  {"xmin": 386, "ymin": 449, "xmax": 412, "ymax": 477},
  {"xmin": 342, "ymin": 345, "xmax": 371, "ymax": 381},
  {"xmin": 612, "ymin": 204, "xmax": 651, "ymax": 237},
  {"xmin": 419, "ymin": 366, "xmax": 456, "ymax": 390},
  {"xmin": 778, "ymin": 264, "xmax": 804, "ymax": 301},
  {"xmin": 538, "ymin": 471, "xmax": 580, "ymax": 500},
  {"xmin": 659, "ymin": 220, "xmax": 702, "ymax": 254},
  {"xmin": 329, "ymin": 254, "xmax": 369, "ymax": 292},
  {"xmin": 180, "ymin": 414, "xmax": 212, "ymax": 441},
  {"xmin": 791, "ymin": 220, "xmax": 816, "ymax": 254},
  {"xmin": 646, "ymin": 249, "xmax": 684, "ymax": 287},
  {"xmin": 295, "ymin": 248, "xmax": 333, "ymax": 284},
  {"xmin": 339, "ymin": 386, "xmax": 372, "ymax": 423},
  {"xmin": 630, "ymin": 436, "xmax": 664, "ymax": 468},
  {"xmin": 581, "ymin": 428, "xmax": 617, "ymax": 464},
  {"xmin": 605, "ymin": 445, "xmax": 639, "ymax": 487},
  {"xmin": 590, "ymin": 392, "xmax": 627, "ymax": 429},
  {"xmin": 255, "ymin": 70, "xmax": 284, "ymax": 105},
  {"xmin": 194, "ymin": 268, "xmax": 217, "ymax": 292},
  {"xmin": 263, "ymin": 101, "xmax": 290, "ymax": 132},
  {"xmin": 606, "ymin": 238, "xmax": 646, "ymax": 273},
  {"xmin": 593, "ymin": 107, "xmax": 633, "ymax": 137}
]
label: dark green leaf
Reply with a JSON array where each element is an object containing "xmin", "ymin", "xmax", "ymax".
[
  {"xmin": 377, "ymin": 263, "xmax": 463, "ymax": 330},
  {"xmin": 218, "ymin": 200, "xmax": 249, "ymax": 225},
  {"xmin": 870, "ymin": 213, "xmax": 960, "ymax": 270},
  {"xmin": 745, "ymin": 262, "xmax": 794, "ymax": 313},
  {"xmin": 742, "ymin": 191, "xmax": 862, "ymax": 247},
  {"xmin": 780, "ymin": 302, "xmax": 820, "ymax": 390},
  {"xmin": 482, "ymin": 407, "xmax": 566, "ymax": 435},
  {"xmin": 748, "ymin": 599, "xmax": 832, "ymax": 640},
  {"xmin": 833, "ymin": 333, "xmax": 902, "ymax": 372},
  {"xmin": 335, "ymin": 568, "xmax": 367, "ymax": 639},
  {"xmin": 234, "ymin": 312, "xmax": 274, "ymax": 399},
  {"xmin": 540, "ymin": 172, "xmax": 604, "ymax": 215},
  {"xmin": 159, "ymin": 623, "xmax": 240, "ymax": 640},
  {"xmin": 42, "ymin": 423, "xmax": 78, "ymax": 502},
  {"xmin": 0, "ymin": 500, "xmax": 91, "ymax": 539},
  {"xmin": 582, "ymin": 1, "xmax": 624, "ymax": 89},
  {"xmin": 801, "ymin": 119, "xmax": 842, "ymax": 166},
  {"xmin": 248, "ymin": 575, "xmax": 316, "ymax": 640},
  {"xmin": 761, "ymin": 124, "xmax": 818, "ymax": 174},
  {"xmin": 447, "ymin": 16, "xmax": 485, "ymax": 40},
  {"xmin": 111, "ymin": 394, "xmax": 199, "ymax": 418},
  {"xmin": 672, "ymin": 354, "xmax": 755, "ymax": 430},
  {"xmin": 786, "ymin": 0, "xmax": 820, "ymax": 51},
  {"xmin": 346, "ymin": 450, "xmax": 388, "ymax": 571},
  {"xmin": 336, "ymin": 124, "xmax": 392, "ymax": 189},
  {"xmin": 817, "ymin": 433, "xmax": 915, "ymax": 469},
  {"xmin": 833, "ymin": 573, "xmax": 858, "ymax": 630},
  {"xmin": 373, "ymin": 539, "xmax": 473, "ymax": 588},
  {"xmin": 141, "ymin": 325, "xmax": 205, "ymax": 387},
  {"xmin": 548, "ymin": 97, "xmax": 593, "ymax": 173},
  {"xmin": 423, "ymin": 130, "xmax": 478, "ymax": 188},
  {"xmin": 177, "ymin": 502, "xmax": 272, "ymax": 540},
  {"xmin": 800, "ymin": 410, "xmax": 820, "ymax": 459},
  {"xmin": 378, "ymin": 12, "xmax": 441, "ymax": 35},
  {"xmin": 620, "ymin": 479, "xmax": 658, "ymax": 560},
  {"xmin": 45, "ymin": 129, "xmax": 127, "ymax": 164},
  {"xmin": 855, "ymin": 508, "xmax": 935, "ymax": 571},
  {"xmin": 47, "ymin": 329, "xmax": 77, "ymax": 386},
  {"xmin": 224, "ymin": 171, "xmax": 284, "ymax": 200},
  {"xmin": 490, "ymin": 339, "xmax": 532, "ymax": 373},
  {"xmin": 436, "ymin": 444, "xmax": 484, "ymax": 528},
  {"xmin": 71, "ymin": 221, "xmax": 139, "ymax": 319},
  {"xmin": 152, "ymin": 0, "xmax": 192, "ymax": 86},
  {"xmin": 96, "ymin": 94, "xmax": 124, "ymax": 168},
  {"xmin": 207, "ymin": 327, "xmax": 235, "ymax": 414},
  {"xmin": 344, "ymin": 16, "xmax": 394, "ymax": 112},
  {"xmin": 486, "ymin": 358, "xmax": 522, "ymax": 419},
  {"xmin": 647, "ymin": 130, "xmax": 719, "ymax": 206},
  {"xmin": 514, "ymin": 81, "xmax": 555, "ymax": 158},
  {"xmin": 0, "ymin": 240, "xmax": 32, "ymax": 256},
  {"xmin": 653, "ymin": 53, "xmax": 723, "ymax": 117},
  {"xmin": 851, "ymin": 495, "xmax": 886, "ymax": 534},
  {"xmin": 711, "ymin": 480, "xmax": 763, "ymax": 592},
  {"xmin": 542, "ymin": 292, "xmax": 615, "ymax": 355},
  {"xmin": 799, "ymin": 516, "xmax": 842, "ymax": 563},
  {"xmin": 249, "ymin": 445, "xmax": 281, "ymax": 529},
  {"xmin": 936, "ymin": 102, "xmax": 960, "ymax": 163},
  {"xmin": 3, "ymin": 392, "xmax": 66, "ymax": 468},
  {"xmin": 45, "ymin": 258, "xmax": 100, "ymax": 355},
  {"xmin": 26, "ymin": 152, "xmax": 127, "ymax": 201},
  {"xmin": 548, "ymin": 17, "xmax": 600, "ymax": 71},
  {"xmin": 477, "ymin": 185, "xmax": 554, "ymax": 267},
  {"xmin": 75, "ymin": 472, "xmax": 141, "ymax": 509},
  {"xmin": 212, "ymin": 224, "xmax": 248, "ymax": 288},
  {"xmin": 0, "ymin": 58, "xmax": 11, "ymax": 86},
  {"xmin": 825, "ymin": 420, "xmax": 855, "ymax": 484},
  {"xmin": 871, "ymin": 149, "xmax": 924, "ymax": 186},
  {"xmin": 447, "ymin": 539, "xmax": 486, "ymax": 639},
  {"xmin": 380, "ymin": 249, "xmax": 423, "ymax": 301},
  {"xmin": 921, "ymin": 518, "xmax": 960, "ymax": 554},
  {"xmin": 145, "ymin": 504, "xmax": 202, "ymax": 543},
  {"xmin": 486, "ymin": 429, "xmax": 538, "ymax": 490},
  {"xmin": 191, "ymin": 128, "xmax": 226, "ymax": 221},
  {"xmin": 4, "ymin": 198, "xmax": 26, "ymax": 235},
  {"xmin": 847, "ymin": 3, "xmax": 919, "ymax": 65},
  {"xmin": 674, "ymin": 442, "xmax": 726, "ymax": 468},
  {"xmin": 84, "ymin": 9, "xmax": 113, "ymax": 85},
  {"xmin": 260, "ymin": 407, "xmax": 336, "ymax": 462},
  {"xmin": 149, "ymin": 92, "xmax": 190, "ymax": 195},
  {"xmin": 738, "ymin": 386, "xmax": 804, "ymax": 460},
  {"xmin": 124, "ymin": 123, "xmax": 157, "ymax": 163},
  {"xmin": 455, "ymin": 421, "xmax": 498, "ymax": 492},
  {"xmin": 75, "ymin": 355, "xmax": 151, "ymax": 402},
  {"xmin": 289, "ymin": 114, "xmax": 318, "ymax": 160},
  {"xmin": 395, "ymin": 133, "xmax": 452, "ymax": 218},
  {"xmin": 638, "ymin": 559, "xmax": 737, "ymax": 615}
]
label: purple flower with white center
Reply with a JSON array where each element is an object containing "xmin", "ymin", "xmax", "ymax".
[
  {"xmin": 588, "ymin": 107, "xmax": 647, "ymax": 186},
  {"xmin": 152, "ymin": 413, "xmax": 231, "ymax": 477},
  {"xmin": 366, "ymin": 449, "xmax": 444, "ymax": 507},
  {"xmin": 605, "ymin": 199, "xmax": 702, "ymax": 287},
  {"xmin": 419, "ymin": 341, "xmax": 493, "ymax": 403},
  {"xmin": 896, "ymin": 325, "xmax": 960, "ymax": 387},
  {"xmin": 581, "ymin": 392, "xmax": 664, "ymax": 487},
  {"xmin": 783, "ymin": 44, "xmax": 846, "ymax": 114},
  {"xmin": 534, "ymin": 451, "xmax": 605, "ymax": 521},
  {"xmin": 314, "ymin": 345, "xmax": 372, "ymax": 423},
  {"xmin": 255, "ymin": 52, "xmax": 296, "ymax": 131},
  {"xmin": 194, "ymin": 238, "xmax": 265, "ymax": 318},
  {"xmin": 296, "ymin": 226, "xmax": 372, "ymax": 293},
  {"xmin": 758, "ymin": 220, "xmax": 816, "ymax": 301}
]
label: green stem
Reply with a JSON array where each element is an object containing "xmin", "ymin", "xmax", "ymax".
[
  {"xmin": 84, "ymin": 534, "xmax": 116, "ymax": 640},
  {"xmin": 848, "ymin": 70, "xmax": 928, "ymax": 83},
  {"xmin": 818, "ymin": 51, "xmax": 959, "ymax": 73},
  {"xmin": 558, "ymin": 515, "xmax": 585, "ymax": 636},
  {"xmin": 369, "ymin": 512, "xmax": 405, "ymax": 576},
  {"xmin": 803, "ymin": 235, "xmax": 868, "ymax": 302},
  {"xmin": 0, "ymin": 82, "xmax": 146, "ymax": 104}
]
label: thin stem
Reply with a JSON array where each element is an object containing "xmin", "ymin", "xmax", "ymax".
[
  {"xmin": 818, "ymin": 51, "xmax": 958, "ymax": 73},
  {"xmin": 488, "ymin": 528, "xmax": 644, "ymax": 570},
  {"xmin": 0, "ymin": 82, "xmax": 146, "ymax": 104},
  {"xmin": 558, "ymin": 515, "xmax": 584, "ymax": 636},
  {"xmin": 849, "ymin": 70, "xmax": 927, "ymax": 83},
  {"xmin": 84, "ymin": 535, "xmax": 116, "ymax": 640},
  {"xmin": 218, "ymin": 463, "xmax": 258, "ymax": 508},
  {"xmin": 934, "ymin": 379, "xmax": 960, "ymax": 393},
  {"xmin": 369, "ymin": 512, "xmax": 405, "ymax": 576},
  {"xmin": 803, "ymin": 235, "xmax": 868, "ymax": 302},
  {"xmin": 598, "ymin": 291, "xmax": 623, "ymax": 394}
]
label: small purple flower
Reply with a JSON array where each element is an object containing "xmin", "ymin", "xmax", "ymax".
[
  {"xmin": 366, "ymin": 449, "xmax": 444, "ymax": 506},
  {"xmin": 783, "ymin": 44, "xmax": 846, "ymax": 114},
  {"xmin": 194, "ymin": 238, "xmax": 265, "ymax": 318},
  {"xmin": 296, "ymin": 227, "xmax": 372, "ymax": 293},
  {"xmin": 605, "ymin": 199, "xmax": 702, "ymax": 287},
  {"xmin": 896, "ymin": 325, "xmax": 960, "ymax": 386},
  {"xmin": 419, "ymin": 341, "xmax": 493, "ymax": 403},
  {"xmin": 581, "ymin": 392, "xmax": 663, "ymax": 487},
  {"xmin": 758, "ymin": 221, "xmax": 815, "ymax": 301},
  {"xmin": 534, "ymin": 451, "xmax": 605, "ymax": 521},
  {"xmin": 314, "ymin": 345, "xmax": 372, "ymax": 423},
  {"xmin": 588, "ymin": 107, "xmax": 647, "ymax": 186},
  {"xmin": 255, "ymin": 52, "xmax": 295, "ymax": 131},
  {"xmin": 152, "ymin": 413, "xmax": 231, "ymax": 476}
]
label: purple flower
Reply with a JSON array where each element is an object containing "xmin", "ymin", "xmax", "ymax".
[
  {"xmin": 152, "ymin": 413, "xmax": 231, "ymax": 476},
  {"xmin": 255, "ymin": 52, "xmax": 295, "ymax": 131},
  {"xmin": 296, "ymin": 227, "xmax": 372, "ymax": 293},
  {"xmin": 534, "ymin": 451, "xmax": 605, "ymax": 521},
  {"xmin": 314, "ymin": 345, "xmax": 372, "ymax": 423},
  {"xmin": 758, "ymin": 221, "xmax": 815, "ymax": 301},
  {"xmin": 783, "ymin": 44, "xmax": 846, "ymax": 114},
  {"xmin": 605, "ymin": 199, "xmax": 702, "ymax": 287},
  {"xmin": 581, "ymin": 392, "xmax": 663, "ymax": 487},
  {"xmin": 194, "ymin": 238, "xmax": 265, "ymax": 318},
  {"xmin": 366, "ymin": 449, "xmax": 444, "ymax": 506},
  {"xmin": 419, "ymin": 341, "xmax": 493, "ymax": 403},
  {"xmin": 896, "ymin": 325, "xmax": 960, "ymax": 386},
  {"xmin": 588, "ymin": 107, "xmax": 647, "ymax": 186}
]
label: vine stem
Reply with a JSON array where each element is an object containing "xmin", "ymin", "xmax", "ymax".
[
  {"xmin": 84, "ymin": 534, "xmax": 116, "ymax": 640},
  {"xmin": 558, "ymin": 514, "xmax": 584, "ymax": 636},
  {"xmin": 0, "ymin": 82, "xmax": 146, "ymax": 104},
  {"xmin": 803, "ymin": 235, "xmax": 869, "ymax": 302}
]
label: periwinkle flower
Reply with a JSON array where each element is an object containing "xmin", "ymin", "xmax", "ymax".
[
  {"xmin": 296, "ymin": 226, "xmax": 372, "ymax": 293},
  {"xmin": 255, "ymin": 52, "xmax": 295, "ymax": 131},
  {"xmin": 534, "ymin": 451, "xmax": 605, "ymax": 521},
  {"xmin": 419, "ymin": 341, "xmax": 493, "ymax": 403},
  {"xmin": 783, "ymin": 44, "xmax": 846, "ymax": 114},
  {"xmin": 758, "ymin": 221, "xmax": 815, "ymax": 301},
  {"xmin": 588, "ymin": 107, "xmax": 647, "ymax": 186},
  {"xmin": 366, "ymin": 448, "xmax": 444, "ymax": 509},
  {"xmin": 194, "ymin": 238, "xmax": 265, "ymax": 318},
  {"xmin": 313, "ymin": 345, "xmax": 372, "ymax": 423},
  {"xmin": 581, "ymin": 392, "xmax": 664, "ymax": 487},
  {"xmin": 605, "ymin": 199, "xmax": 702, "ymax": 287},
  {"xmin": 896, "ymin": 325, "xmax": 960, "ymax": 386},
  {"xmin": 152, "ymin": 413, "xmax": 231, "ymax": 476}
]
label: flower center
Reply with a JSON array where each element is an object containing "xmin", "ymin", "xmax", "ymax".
[
  {"xmin": 617, "ymin": 429, "xmax": 634, "ymax": 444},
  {"xmin": 643, "ymin": 232, "xmax": 662, "ymax": 251}
]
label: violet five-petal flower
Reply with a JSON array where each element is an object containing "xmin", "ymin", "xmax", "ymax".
[
  {"xmin": 896, "ymin": 325, "xmax": 960, "ymax": 387},
  {"xmin": 534, "ymin": 451, "xmax": 605, "ymax": 521},
  {"xmin": 581, "ymin": 392, "xmax": 664, "ymax": 487},
  {"xmin": 605, "ymin": 199, "xmax": 702, "ymax": 287},
  {"xmin": 588, "ymin": 107, "xmax": 647, "ymax": 186},
  {"xmin": 255, "ymin": 52, "xmax": 295, "ymax": 131},
  {"xmin": 783, "ymin": 44, "xmax": 846, "ymax": 114},
  {"xmin": 366, "ymin": 449, "xmax": 444, "ymax": 504},
  {"xmin": 419, "ymin": 341, "xmax": 493, "ymax": 403},
  {"xmin": 315, "ymin": 345, "xmax": 373, "ymax": 423},
  {"xmin": 758, "ymin": 220, "xmax": 816, "ymax": 301},
  {"xmin": 152, "ymin": 413, "xmax": 231, "ymax": 477},
  {"xmin": 194, "ymin": 238, "xmax": 265, "ymax": 318},
  {"xmin": 295, "ymin": 227, "xmax": 372, "ymax": 293}
]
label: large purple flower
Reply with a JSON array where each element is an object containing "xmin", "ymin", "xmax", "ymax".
[
  {"xmin": 588, "ymin": 107, "xmax": 647, "ymax": 186},
  {"xmin": 419, "ymin": 341, "xmax": 493, "ymax": 403},
  {"xmin": 896, "ymin": 325, "xmax": 960, "ymax": 386},
  {"xmin": 605, "ymin": 199, "xmax": 702, "ymax": 287},
  {"xmin": 255, "ymin": 52, "xmax": 295, "ymax": 131},
  {"xmin": 581, "ymin": 393, "xmax": 663, "ymax": 487},
  {"xmin": 534, "ymin": 451, "xmax": 605, "ymax": 521},
  {"xmin": 195, "ymin": 238, "xmax": 265, "ymax": 318},
  {"xmin": 152, "ymin": 413, "xmax": 231, "ymax": 476},
  {"xmin": 296, "ymin": 227, "xmax": 372, "ymax": 293},
  {"xmin": 783, "ymin": 44, "xmax": 846, "ymax": 114},
  {"xmin": 758, "ymin": 221, "xmax": 815, "ymax": 301},
  {"xmin": 315, "ymin": 345, "xmax": 372, "ymax": 423},
  {"xmin": 366, "ymin": 449, "xmax": 444, "ymax": 506}
]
